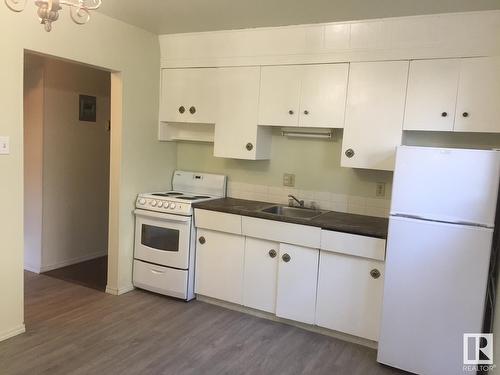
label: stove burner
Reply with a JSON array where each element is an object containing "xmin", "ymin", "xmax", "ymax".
[
  {"xmin": 177, "ymin": 197, "xmax": 198, "ymax": 201},
  {"xmin": 152, "ymin": 192, "xmax": 184, "ymax": 197},
  {"xmin": 194, "ymin": 196, "xmax": 210, "ymax": 199}
]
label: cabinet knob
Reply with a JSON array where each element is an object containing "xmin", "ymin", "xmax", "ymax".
[
  {"xmin": 246, "ymin": 142, "xmax": 254, "ymax": 151},
  {"xmin": 304, "ymin": 110, "xmax": 309, "ymax": 115},
  {"xmin": 189, "ymin": 106, "xmax": 196, "ymax": 114},
  {"xmin": 441, "ymin": 112, "xmax": 448, "ymax": 117},
  {"xmin": 288, "ymin": 110, "xmax": 294, "ymax": 115},
  {"xmin": 282, "ymin": 253, "xmax": 291, "ymax": 263},
  {"xmin": 462, "ymin": 112, "xmax": 469, "ymax": 118},
  {"xmin": 178, "ymin": 106, "xmax": 186, "ymax": 114},
  {"xmin": 370, "ymin": 269, "xmax": 381, "ymax": 279},
  {"xmin": 268, "ymin": 249, "xmax": 277, "ymax": 258},
  {"xmin": 345, "ymin": 148, "xmax": 355, "ymax": 158},
  {"xmin": 198, "ymin": 236, "xmax": 206, "ymax": 245}
]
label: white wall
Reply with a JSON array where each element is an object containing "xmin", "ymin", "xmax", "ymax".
[
  {"xmin": 23, "ymin": 56, "xmax": 44, "ymax": 273},
  {"xmin": 29, "ymin": 56, "xmax": 111, "ymax": 272},
  {"xmin": 0, "ymin": 8, "xmax": 176, "ymax": 342}
]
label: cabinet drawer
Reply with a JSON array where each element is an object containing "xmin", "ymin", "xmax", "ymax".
[
  {"xmin": 242, "ymin": 216, "xmax": 321, "ymax": 248},
  {"xmin": 320, "ymin": 230, "xmax": 386, "ymax": 261},
  {"xmin": 194, "ymin": 209, "xmax": 242, "ymax": 235},
  {"xmin": 133, "ymin": 260, "xmax": 189, "ymax": 299}
]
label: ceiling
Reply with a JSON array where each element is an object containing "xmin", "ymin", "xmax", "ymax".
[{"xmin": 98, "ymin": 0, "xmax": 500, "ymax": 35}]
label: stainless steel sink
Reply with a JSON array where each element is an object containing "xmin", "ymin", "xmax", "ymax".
[{"xmin": 260, "ymin": 205, "xmax": 327, "ymax": 220}]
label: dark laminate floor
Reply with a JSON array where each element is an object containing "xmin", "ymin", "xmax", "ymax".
[
  {"xmin": 0, "ymin": 272, "xmax": 408, "ymax": 375},
  {"xmin": 43, "ymin": 256, "xmax": 108, "ymax": 292}
]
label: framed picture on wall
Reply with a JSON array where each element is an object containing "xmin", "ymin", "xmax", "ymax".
[{"xmin": 79, "ymin": 95, "xmax": 97, "ymax": 122}]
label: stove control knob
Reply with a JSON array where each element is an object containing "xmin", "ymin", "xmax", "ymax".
[
  {"xmin": 157, "ymin": 201, "xmax": 164, "ymax": 208},
  {"xmin": 164, "ymin": 202, "xmax": 170, "ymax": 209},
  {"xmin": 150, "ymin": 200, "xmax": 157, "ymax": 207},
  {"xmin": 170, "ymin": 203, "xmax": 176, "ymax": 209},
  {"xmin": 138, "ymin": 198, "xmax": 146, "ymax": 205}
]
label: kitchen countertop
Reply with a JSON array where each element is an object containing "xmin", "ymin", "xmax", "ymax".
[{"xmin": 193, "ymin": 198, "xmax": 389, "ymax": 239}]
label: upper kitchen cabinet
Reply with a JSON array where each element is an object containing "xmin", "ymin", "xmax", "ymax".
[
  {"xmin": 404, "ymin": 59, "xmax": 460, "ymax": 132},
  {"xmin": 159, "ymin": 68, "xmax": 217, "ymax": 124},
  {"xmin": 341, "ymin": 61, "xmax": 409, "ymax": 171},
  {"xmin": 214, "ymin": 67, "xmax": 271, "ymax": 160},
  {"xmin": 258, "ymin": 64, "xmax": 349, "ymax": 128},
  {"xmin": 404, "ymin": 57, "xmax": 500, "ymax": 133},
  {"xmin": 454, "ymin": 57, "xmax": 500, "ymax": 133}
]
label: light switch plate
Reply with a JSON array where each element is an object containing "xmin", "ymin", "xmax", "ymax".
[{"xmin": 0, "ymin": 137, "xmax": 9, "ymax": 155}]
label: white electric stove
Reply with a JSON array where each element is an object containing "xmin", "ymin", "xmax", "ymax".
[{"xmin": 133, "ymin": 170, "xmax": 227, "ymax": 301}]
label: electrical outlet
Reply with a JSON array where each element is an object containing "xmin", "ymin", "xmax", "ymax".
[
  {"xmin": 375, "ymin": 182, "xmax": 386, "ymax": 198},
  {"xmin": 283, "ymin": 173, "xmax": 296, "ymax": 187},
  {"xmin": 0, "ymin": 136, "xmax": 10, "ymax": 155}
]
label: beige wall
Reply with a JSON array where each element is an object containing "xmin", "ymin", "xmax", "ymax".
[
  {"xmin": 0, "ymin": 8, "xmax": 176, "ymax": 341},
  {"xmin": 23, "ymin": 56, "xmax": 44, "ymax": 273},
  {"xmin": 177, "ymin": 129, "xmax": 394, "ymax": 199},
  {"xmin": 31, "ymin": 56, "xmax": 110, "ymax": 271}
]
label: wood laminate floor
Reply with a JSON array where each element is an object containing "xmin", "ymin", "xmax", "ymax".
[
  {"xmin": 0, "ymin": 272, "xmax": 408, "ymax": 375},
  {"xmin": 43, "ymin": 256, "xmax": 108, "ymax": 292}
]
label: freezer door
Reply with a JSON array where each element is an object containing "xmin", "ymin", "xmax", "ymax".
[
  {"xmin": 377, "ymin": 216, "xmax": 493, "ymax": 375},
  {"xmin": 391, "ymin": 146, "xmax": 500, "ymax": 226}
]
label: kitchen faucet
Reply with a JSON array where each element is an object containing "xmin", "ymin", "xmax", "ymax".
[{"xmin": 288, "ymin": 194, "xmax": 305, "ymax": 208}]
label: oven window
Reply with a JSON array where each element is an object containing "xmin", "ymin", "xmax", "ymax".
[{"xmin": 141, "ymin": 224, "xmax": 180, "ymax": 252}]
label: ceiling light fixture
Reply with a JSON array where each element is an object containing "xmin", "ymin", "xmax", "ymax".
[{"xmin": 5, "ymin": 0, "xmax": 102, "ymax": 32}]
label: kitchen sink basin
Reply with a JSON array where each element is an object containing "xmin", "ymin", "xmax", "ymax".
[{"xmin": 260, "ymin": 205, "xmax": 327, "ymax": 220}]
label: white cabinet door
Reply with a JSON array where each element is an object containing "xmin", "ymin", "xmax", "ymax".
[
  {"xmin": 454, "ymin": 57, "xmax": 500, "ymax": 133},
  {"xmin": 258, "ymin": 65, "xmax": 301, "ymax": 127},
  {"xmin": 243, "ymin": 237, "xmax": 279, "ymax": 313},
  {"xmin": 276, "ymin": 243, "xmax": 319, "ymax": 324},
  {"xmin": 160, "ymin": 68, "xmax": 217, "ymax": 124},
  {"xmin": 299, "ymin": 63, "xmax": 349, "ymax": 128},
  {"xmin": 404, "ymin": 59, "xmax": 460, "ymax": 131},
  {"xmin": 341, "ymin": 61, "xmax": 408, "ymax": 171},
  {"xmin": 195, "ymin": 229, "xmax": 245, "ymax": 304},
  {"xmin": 214, "ymin": 67, "xmax": 271, "ymax": 160},
  {"xmin": 316, "ymin": 251, "xmax": 385, "ymax": 341}
]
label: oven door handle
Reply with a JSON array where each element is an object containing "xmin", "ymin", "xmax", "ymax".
[{"xmin": 134, "ymin": 209, "xmax": 191, "ymax": 223}]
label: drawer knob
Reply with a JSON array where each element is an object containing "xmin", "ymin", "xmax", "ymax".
[
  {"xmin": 178, "ymin": 106, "xmax": 186, "ymax": 114},
  {"xmin": 246, "ymin": 142, "xmax": 254, "ymax": 151},
  {"xmin": 268, "ymin": 249, "xmax": 277, "ymax": 258},
  {"xmin": 282, "ymin": 253, "xmax": 291, "ymax": 263},
  {"xmin": 189, "ymin": 106, "xmax": 196, "ymax": 114},
  {"xmin": 198, "ymin": 236, "xmax": 206, "ymax": 245},
  {"xmin": 288, "ymin": 110, "xmax": 294, "ymax": 115},
  {"xmin": 370, "ymin": 269, "xmax": 381, "ymax": 279},
  {"xmin": 441, "ymin": 112, "xmax": 447, "ymax": 117},
  {"xmin": 303, "ymin": 110, "xmax": 309, "ymax": 115},
  {"xmin": 462, "ymin": 112, "xmax": 469, "ymax": 118},
  {"xmin": 345, "ymin": 148, "xmax": 355, "ymax": 158}
]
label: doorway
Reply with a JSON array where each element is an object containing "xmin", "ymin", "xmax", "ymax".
[{"xmin": 23, "ymin": 52, "xmax": 111, "ymax": 292}]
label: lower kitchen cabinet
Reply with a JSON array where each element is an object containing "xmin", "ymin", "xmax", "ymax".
[
  {"xmin": 276, "ymin": 244, "xmax": 319, "ymax": 325},
  {"xmin": 316, "ymin": 251, "xmax": 385, "ymax": 341},
  {"xmin": 243, "ymin": 237, "xmax": 279, "ymax": 313},
  {"xmin": 195, "ymin": 229, "xmax": 245, "ymax": 304}
]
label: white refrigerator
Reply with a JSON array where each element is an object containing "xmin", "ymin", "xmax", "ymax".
[{"xmin": 377, "ymin": 146, "xmax": 500, "ymax": 375}]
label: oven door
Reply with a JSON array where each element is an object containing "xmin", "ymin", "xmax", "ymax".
[{"xmin": 134, "ymin": 209, "xmax": 192, "ymax": 269}]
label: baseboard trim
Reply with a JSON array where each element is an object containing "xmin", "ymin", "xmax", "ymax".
[
  {"xmin": 105, "ymin": 284, "xmax": 135, "ymax": 296},
  {"xmin": 40, "ymin": 251, "xmax": 107, "ymax": 273},
  {"xmin": 24, "ymin": 263, "xmax": 41, "ymax": 274},
  {"xmin": 196, "ymin": 295, "xmax": 378, "ymax": 349},
  {"xmin": 0, "ymin": 324, "xmax": 26, "ymax": 342}
]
